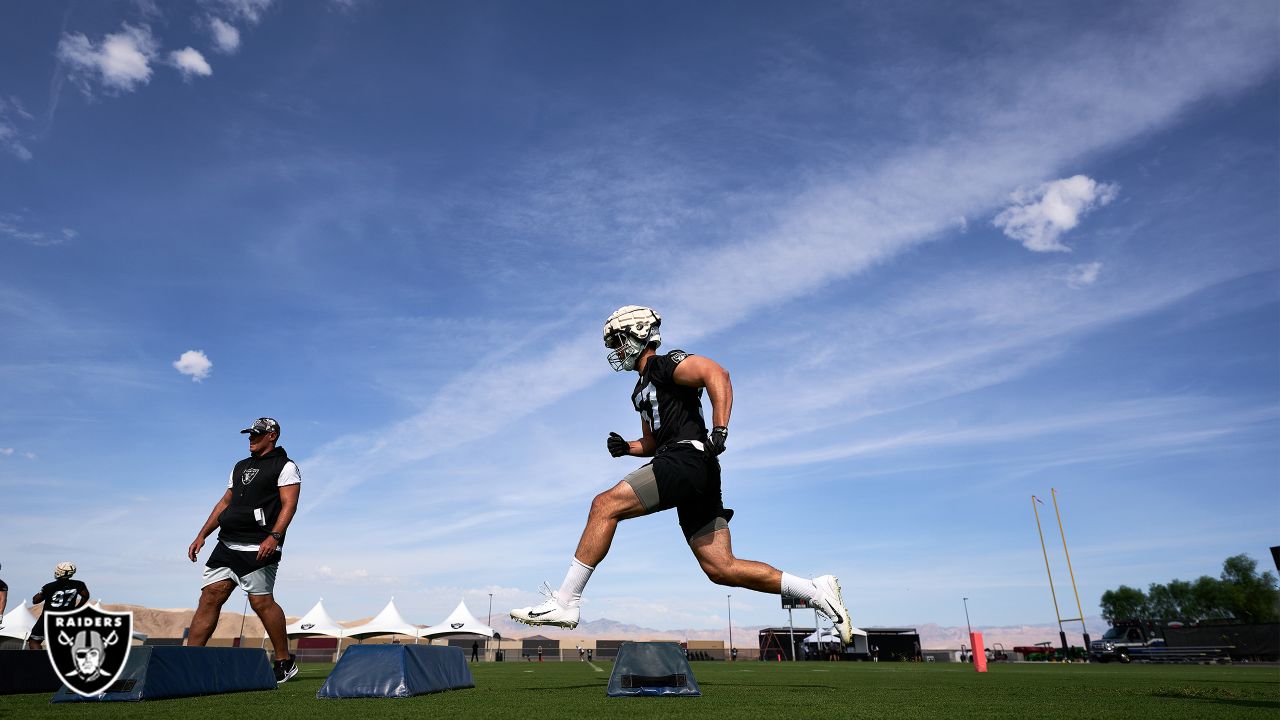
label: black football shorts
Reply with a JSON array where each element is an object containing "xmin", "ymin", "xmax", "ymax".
[{"xmin": 623, "ymin": 443, "xmax": 734, "ymax": 540}]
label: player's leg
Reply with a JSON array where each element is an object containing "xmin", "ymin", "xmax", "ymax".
[
  {"xmin": 687, "ymin": 527, "xmax": 853, "ymax": 643},
  {"xmin": 680, "ymin": 463, "xmax": 856, "ymax": 646},
  {"xmin": 511, "ymin": 471, "xmax": 651, "ymax": 628},
  {"xmin": 687, "ymin": 527, "xmax": 781, "ymax": 593},
  {"xmin": 573, "ymin": 478, "xmax": 649, "ymax": 567},
  {"xmin": 187, "ymin": 577, "xmax": 235, "ymax": 646}
]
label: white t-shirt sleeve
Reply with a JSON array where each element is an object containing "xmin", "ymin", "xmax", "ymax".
[
  {"xmin": 278, "ymin": 461, "xmax": 301, "ymax": 486},
  {"xmin": 227, "ymin": 471, "xmax": 234, "ymax": 490}
]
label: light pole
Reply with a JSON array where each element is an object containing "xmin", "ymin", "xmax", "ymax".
[
  {"xmin": 727, "ymin": 595, "xmax": 733, "ymax": 661},
  {"xmin": 963, "ymin": 597, "xmax": 972, "ymax": 637}
]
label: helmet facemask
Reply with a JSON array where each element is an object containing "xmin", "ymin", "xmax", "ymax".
[{"xmin": 603, "ymin": 306, "xmax": 662, "ymax": 372}]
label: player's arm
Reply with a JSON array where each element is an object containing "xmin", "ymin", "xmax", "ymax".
[
  {"xmin": 0, "ymin": 586, "xmax": 6, "ymax": 615},
  {"xmin": 673, "ymin": 355, "xmax": 732, "ymax": 428},
  {"xmin": 256, "ymin": 483, "xmax": 300, "ymax": 561},
  {"xmin": 31, "ymin": 591, "xmax": 43, "ymax": 606},
  {"xmin": 633, "ymin": 419, "xmax": 657, "ymax": 457},
  {"xmin": 75, "ymin": 583, "xmax": 89, "ymax": 608},
  {"xmin": 188, "ymin": 489, "xmax": 232, "ymax": 562}
]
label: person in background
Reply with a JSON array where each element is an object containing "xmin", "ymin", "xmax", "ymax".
[{"xmin": 29, "ymin": 562, "xmax": 89, "ymax": 650}]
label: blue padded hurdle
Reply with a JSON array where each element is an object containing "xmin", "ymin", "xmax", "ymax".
[
  {"xmin": 607, "ymin": 642, "xmax": 701, "ymax": 697},
  {"xmin": 0, "ymin": 650, "xmax": 62, "ymax": 695},
  {"xmin": 317, "ymin": 645, "xmax": 474, "ymax": 699},
  {"xmin": 51, "ymin": 647, "xmax": 276, "ymax": 702}
]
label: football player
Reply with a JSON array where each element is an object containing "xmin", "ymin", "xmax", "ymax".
[
  {"xmin": 512, "ymin": 306, "xmax": 853, "ymax": 645},
  {"xmin": 29, "ymin": 562, "xmax": 89, "ymax": 650}
]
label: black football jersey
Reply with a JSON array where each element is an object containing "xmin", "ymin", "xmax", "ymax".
[
  {"xmin": 39, "ymin": 579, "xmax": 88, "ymax": 610},
  {"xmin": 631, "ymin": 350, "xmax": 708, "ymax": 449}
]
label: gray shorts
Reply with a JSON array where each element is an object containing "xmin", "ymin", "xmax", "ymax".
[{"xmin": 201, "ymin": 563, "xmax": 278, "ymax": 596}]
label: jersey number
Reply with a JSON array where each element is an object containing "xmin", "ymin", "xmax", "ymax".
[{"xmin": 50, "ymin": 589, "xmax": 78, "ymax": 609}]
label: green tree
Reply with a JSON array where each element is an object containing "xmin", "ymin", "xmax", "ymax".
[
  {"xmin": 1219, "ymin": 554, "xmax": 1280, "ymax": 623},
  {"xmin": 1100, "ymin": 585, "xmax": 1148, "ymax": 623},
  {"xmin": 1099, "ymin": 553, "xmax": 1280, "ymax": 624}
]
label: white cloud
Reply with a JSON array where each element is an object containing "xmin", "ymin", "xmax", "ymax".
[
  {"xmin": 209, "ymin": 18, "xmax": 241, "ymax": 54},
  {"xmin": 1067, "ymin": 261, "xmax": 1103, "ymax": 288},
  {"xmin": 169, "ymin": 48, "xmax": 212, "ymax": 80},
  {"xmin": 0, "ymin": 448, "xmax": 13, "ymax": 456},
  {"xmin": 22, "ymin": 452, "xmax": 37, "ymax": 460},
  {"xmin": 993, "ymin": 175, "xmax": 1118, "ymax": 252},
  {"xmin": 58, "ymin": 24, "xmax": 159, "ymax": 93},
  {"xmin": 172, "ymin": 349, "xmax": 213, "ymax": 381}
]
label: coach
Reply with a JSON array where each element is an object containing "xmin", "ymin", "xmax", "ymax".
[{"xmin": 186, "ymin": 417, "xmax": 300, "ymax": 683}]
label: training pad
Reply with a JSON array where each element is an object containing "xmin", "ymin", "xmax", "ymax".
[
  {"xmin": 607, "ymin": 642, "xmax": 701, "ymax": 697},
  {"xmin": 51, "ymin": 646, "xmax": 276, "ymax": 702},
  {"xmin": 316, "ymin": 644, "xmax": 474, "ymax": 699},
  {"xmin": 0, "ymin": 650, "xmax": 63, "ymax": 695}
]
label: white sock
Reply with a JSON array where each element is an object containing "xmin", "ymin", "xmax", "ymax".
[
  {"xmin": 780, "ymin": 572, "xmax": 818, "ymax": 603},
  {"xmin": 557, "ymin": 558, "xmax": 594, "ymax": 606}
]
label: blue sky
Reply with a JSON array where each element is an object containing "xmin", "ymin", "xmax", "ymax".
[{"xmin": 1, "ymin": 0, "xmax": 1276, "ymax": 637}]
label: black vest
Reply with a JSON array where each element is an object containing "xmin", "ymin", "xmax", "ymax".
[{"xmin": 218, "ymin": 446, "xmax": 290, "ymax": 544}]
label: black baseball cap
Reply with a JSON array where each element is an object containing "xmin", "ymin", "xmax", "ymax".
[{"xmin": 240, "ymin": 417, "xmax": 281, "ymax": 436}]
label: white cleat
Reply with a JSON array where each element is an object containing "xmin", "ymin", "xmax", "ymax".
[
  {"xmin": 812, "ymin": 575, "xmax": 852, "ymax": 645},
  {"xmin": 510, "ymin": 583, "xmax": 580, "ymax": 629}
]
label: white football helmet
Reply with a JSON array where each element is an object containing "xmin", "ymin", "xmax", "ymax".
[
  {"xmin": 603, "ymin": 305, "xmax": 662, "ymax": 371},
  {"xmin": 55, "ymin": 561, "xmax": 76, "ymax": 579}
]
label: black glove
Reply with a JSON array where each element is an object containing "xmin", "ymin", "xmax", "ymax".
[
  {"xmin": 607, "ymin": 432, "xmax": 630, "ymax": 457},
  {"xmin": 708, "ymin": 426, "xmax": 728, "ymax": 456}
]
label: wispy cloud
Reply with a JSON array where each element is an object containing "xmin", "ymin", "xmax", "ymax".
[
  {"xmin": 298, "ymin": 1, "xmax": 1280, "ymax": 512},
  {"xmin": 202, "ymin": 0, "xmax": 274, "ymax": 25},
  {"xmin": 0, "ymin": 98, "xmax": 33, "ymax": 160},
  {"xmin": 172, "ymin": 350, "xmax": 213, "ymax": 381},
  {"xmin": 1066, "ymin": 261, "xmax": 1103, "ymax": 288},
  {"xmin": 0, "ymin": 215, "xmax": 76, "ymax": 246},
  {"xmin": 994, "ymin": 175, "xmax": 1118, "ymax": 252}
]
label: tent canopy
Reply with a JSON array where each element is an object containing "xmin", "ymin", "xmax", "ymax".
[
  {"xmin": 0, "ymin": 602, "xmax": 38, "ymax": 641},
  {"xmin": 286, "ymin": 599, "xmax": 347, "ymax": 639},
  {"xmin": 343, "ymin": 598, "xmax": 421, "ymax": 640},
  {"xmin": 804, "ymin": 626, "xmax": 868, "ymax": 644},
  {"xmin": 417, "ymin": 600, "xmax": 494, "ymax": 639}
]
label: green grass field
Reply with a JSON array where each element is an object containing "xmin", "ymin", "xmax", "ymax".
[{"xmin": 2, "ymin": 661, "xmax": 1277, "ymax": 719}]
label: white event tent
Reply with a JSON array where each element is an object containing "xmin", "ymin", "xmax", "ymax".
[
  {"xmin": 0, "ymin": 602, "xmax": 38, "ymax": 642},
  {"xmin": 417, "ymin": 600, "xmax": 494, "ymax": 640},
  {"xmin": 285, "ymin": 599, "xmax": 346, "ymax": 639},
  {"xmin": 343, "ymin": 598, "xmax": 422, "ymax": 643},
  {"xmin": 803, "ymin": 626, "xmax": 869, "ymax": 655}
]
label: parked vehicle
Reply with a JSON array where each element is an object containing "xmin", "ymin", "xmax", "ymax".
[{"xmin": 1089, "ymin": 619, "xmax": 1164, "ymax": 663}]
